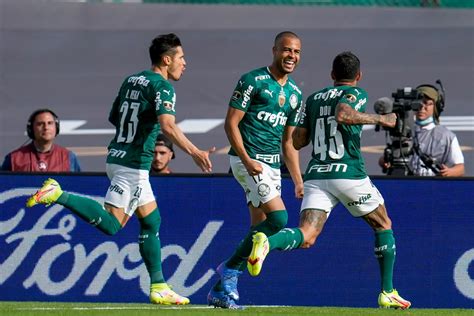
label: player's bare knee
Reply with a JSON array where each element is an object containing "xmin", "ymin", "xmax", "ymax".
[{"xmin": 364, "ymin": 205, "xmax": 392, "ymax": 231}]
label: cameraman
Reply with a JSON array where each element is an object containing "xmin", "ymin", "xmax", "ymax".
[{"xmin": 379, "ymin": 85, "xmax": 464, "ymax": 176}]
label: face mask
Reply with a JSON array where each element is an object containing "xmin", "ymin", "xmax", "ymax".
[{"xmin": 416, "ymin": 116, "xmax": 434, "ymax": 126}]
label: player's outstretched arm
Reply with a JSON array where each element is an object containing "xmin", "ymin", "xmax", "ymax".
[
  {"xmin": 335, "ymin": 103, "xmax": 396, "ymax": 128},
  {"xmin": 159, "ymin": 114, "xmax": 215, "ymax": 173}
]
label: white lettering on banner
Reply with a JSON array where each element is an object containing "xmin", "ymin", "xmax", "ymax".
[
  {"xmin": 454, "ymin": 248, "xmax": 474, "ymax": 299},
  {"xmin": 0, "ymin": 188, "xmax": 223, "ymax": 298}
]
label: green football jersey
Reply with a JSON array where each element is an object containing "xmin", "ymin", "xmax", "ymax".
[
  {"xmin": 106, "ymin": 70, "xmax": 176, "ymax": 170},
  {"xmin": 228, "ymin": 67, "xmax": 303, "ymax": 169},
  {"xmin": 299, "ymin": 85, "xmax": 368, "ymax": 180}
]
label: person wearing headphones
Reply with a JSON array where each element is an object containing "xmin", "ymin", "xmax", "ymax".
[
  {"xmin": 1, "ymin": 108, "xmax": 81, "ymax": 172},
  {"xmin": 409, "ymin": 85, "xmax": 464, "ymax": 176},
  {"xmin": 380, "ymin": 84, "xmax": 464, "ymax": 176}
]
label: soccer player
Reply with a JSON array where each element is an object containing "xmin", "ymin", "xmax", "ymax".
[
  {"xmin": 26, "ymin": 33, "xmax": 215, "ymax": 305},
  {"xmin": 248, "ymin": 51, "xmax": 411, "ymax": 309},
  {"xmin": 207, "ymin": 31, "xmax": 304, "ymax": 309}
]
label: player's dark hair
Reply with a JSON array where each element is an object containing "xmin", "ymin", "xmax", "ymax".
[
  {"xmin": 149, "ymin": 33, "xmax": 182, "ymax": 66},
  {"xmin": 332, "ymin": 51, "xmax": 360, "ymax": 81},
  {"xmin": 274, "ymin": 31, "xmax": 299, "ymax": 45}
]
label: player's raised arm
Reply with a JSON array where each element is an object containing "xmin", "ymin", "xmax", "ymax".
[{"xmin": 335, "ymin": 102, "xmax": 396, "ymax": 128}]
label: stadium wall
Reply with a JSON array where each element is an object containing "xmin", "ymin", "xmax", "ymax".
[
  {"xmin": 0, "ymin": 173, "xmax": 473, "ymax": 308},
  {"xmin": 90, "ymin": 0, "xmax": 474, "ymax": 9}
]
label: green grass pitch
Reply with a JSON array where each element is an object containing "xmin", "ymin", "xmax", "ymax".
[{"xmin": 1, "ymin": 302, "xmax": 472, "ymax": 316}]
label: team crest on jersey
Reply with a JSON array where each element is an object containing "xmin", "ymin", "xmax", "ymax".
[
  {"xmin": 231, "ymin": 90, "xmax": 242, "ymax": 101},
  {"xmin": 163, "ymin": 101, "xmax": 173, "ymax": 111},
  {"xmin": 278, "ymin": 89, "xmax": 286, "ymax": 107},
  {"xmin": 289, "ymin": 94, "xmax": 298, "ymax": 109},
  {"xmin": 346, "ymin": 94, "xmax": 357, "ymax": 103}
]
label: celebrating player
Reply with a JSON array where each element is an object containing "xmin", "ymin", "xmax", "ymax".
[
  {"xmin": 207, "ymin": 31, "xmax": 304, "ymax": 309},
  {"xmin": 26, "ymin": 33, "xmax": 214, "ymax": 305},
  {"xmin": 248, "ymin": 51, "xmax": 411, "ymax": 309}
]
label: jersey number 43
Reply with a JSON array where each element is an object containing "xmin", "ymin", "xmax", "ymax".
[{"xmin": 313, "ymin": 116, "xmax": 344, "ymax": 160}]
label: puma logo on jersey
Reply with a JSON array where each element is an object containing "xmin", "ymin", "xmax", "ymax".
[
  {"xmin": 264, "ymin": 89, "xmax": 274, "ymax": 97},
  {"xmin": 163, "ymin": 89, "xmax": 171, "ymax": 95}
]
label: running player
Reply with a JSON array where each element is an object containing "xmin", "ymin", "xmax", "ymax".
[
  {"xmin": 248, "ymin": 51, "xmax": 411, "ymax": 309},
  {"xmin": 207, "ymin": 31, "xmax": 304, "ymax": 309},
  {"xmin": 26, "ymin": 33, "xmax": 214, "ymax": 305}
]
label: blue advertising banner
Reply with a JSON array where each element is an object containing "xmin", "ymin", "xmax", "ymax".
[{"xmin": 0, "ymin": 174, "xmax": 473, "ymax": 308}]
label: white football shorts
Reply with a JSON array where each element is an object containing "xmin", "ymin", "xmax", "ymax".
[
  {"xmin": 105, "ymin": 163, "xmax": 155, "ymax": 216},
  {"xmin": 301, "ymin": 177, "xmax": 384, "ymax": 217},
  {"xmin": 229, "ymin": 155, "xmax": 282, "ymax": 208}
]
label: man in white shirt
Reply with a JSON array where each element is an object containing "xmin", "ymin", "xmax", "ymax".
[{"xmin": 380, "ymin": 84, "xmax": 464, "ymax": 177}]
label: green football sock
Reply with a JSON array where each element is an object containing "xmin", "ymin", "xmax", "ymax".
[
  {"xmin": 225, "ymin": 210, "xmax": 287, "ymax": 270},
  {"xmin": 268, "ymin": 227, "xmax": 304, "ymax": 251},
  {"xmin": 374, "ymin": 229, "xmax": 395, "ymax": 292},
  {"xmin": 57, "ymin": 192, "xmax": 121, "ymax": 235},
  {"xmin": 138, "ymin": 209, "xmax": 165, "ymax": 284}
]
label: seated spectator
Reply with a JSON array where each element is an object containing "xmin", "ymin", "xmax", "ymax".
[
  {"xmin": 150, "ymin": 133, "xmax": 175, "ymax": 174},
  {"xmin": 1, "ymin": 108, "xmax": 81, "ymax": 172}
]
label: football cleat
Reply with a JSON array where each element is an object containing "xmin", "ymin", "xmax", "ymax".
[
  {"xmin": 149, "ymin": 283, "xmax": 190, "ymax": 305},
  {"xmin": 216, "ymin": 261, "xmax": 242, "ymax": 301},
  {"xmin": 247, "ymin": 232, "xmax": 269, "ymax": 276},
  {"xmin": 378, "ymin": 289, "xmax": 411, "ymax": 309},
  {"xmin": 26, "ymin": 178, "xmax": 63, "ymax": 207},
  {"xmin": 207, "ymin": 288, "xmax": 244, "ymax": 309}
]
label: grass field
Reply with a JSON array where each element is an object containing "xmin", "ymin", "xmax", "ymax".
[{"xmin": 1, "ymin": 302, "xmax": 472, "ymax": 316}]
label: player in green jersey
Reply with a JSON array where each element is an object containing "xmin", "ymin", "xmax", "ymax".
[
  {"xmin": 248, "ymin": 51, "xmax": 411, "ymax": 309},
  {"xmin": 207, "ymin": 31, "xmax": 304, "ymax": 309},
  {"xmin": 26, "ymin": 33, "xmax": 215, "ymax": 305}
]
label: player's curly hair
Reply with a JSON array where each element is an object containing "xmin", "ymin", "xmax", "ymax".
[{"xmin": 149, "ymin": 33, "xmax": 182, "ymax": 66}]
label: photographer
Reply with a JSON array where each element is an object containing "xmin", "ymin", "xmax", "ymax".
[{"xmin": 379, "ymin": 84, "xmax": 464, "ymax": 177}]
